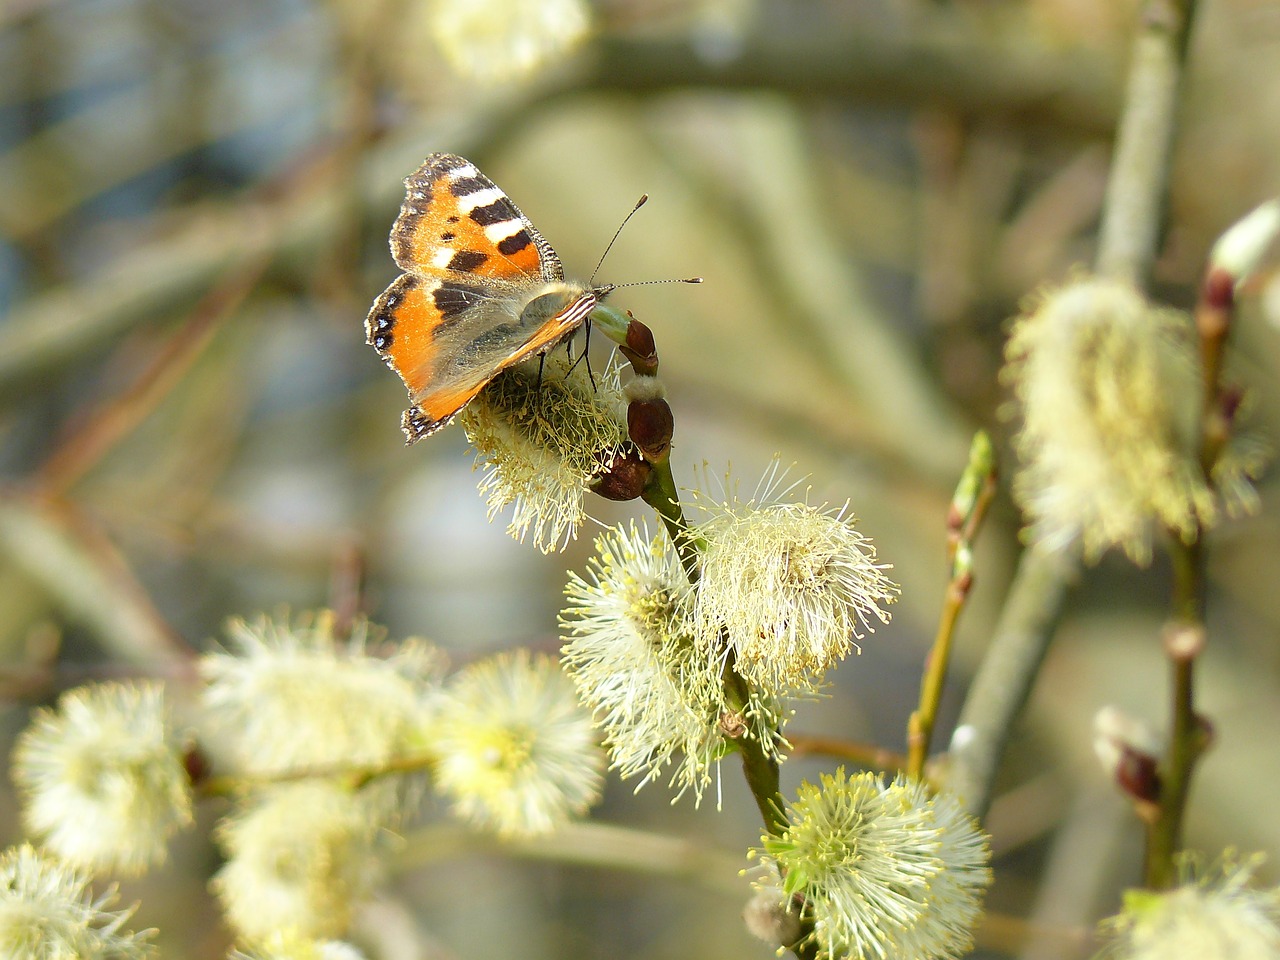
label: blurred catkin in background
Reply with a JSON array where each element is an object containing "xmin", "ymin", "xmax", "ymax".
[{"xmin": 1, "ymin": 1, "xmax": 1279, "ymax": 958}]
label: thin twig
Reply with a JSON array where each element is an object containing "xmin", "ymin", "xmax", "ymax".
[
  {"xmin": 908, "ymin": 434, "xmax": 996, "ymax": 779},
  {"xmin": 786, "ymin": 733, "xmax": 906, "ymax": 772},
  {"xmin": 38, "ymin": 254, "xmax": 269, "ymax": 493},
  {"xmin": 0, "ymin": 491, "xmax": 193, "ymax": 668}
]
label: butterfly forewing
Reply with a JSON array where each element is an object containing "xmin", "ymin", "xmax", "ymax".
[{"xmin": 390, "ymin": 154, "xmax": 562, "ymax": 283}]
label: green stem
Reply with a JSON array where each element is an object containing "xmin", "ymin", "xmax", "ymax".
[
  {"xmin": 641, "ymin": 457, "xmax": 787, "ymax": 839},
  {"xmin": 739, "ymin": 730, "xmax": 787, "ymax": 838},
  {"xmin": 1144, "ymin": 614, "xmax": 1207, "ymax": 887},
  {"xmin": 641, "ymin": 458, "xmax": 701, "ymax": 584},
  {"xmin": 632, "ymin": 374, "xmax": 793, "ymax": 947},
  {"xmin": 787, "ymin": 733, "xmax": 906, "ymax": 771},
  {"xmin": 907, "ymin": 582, "xmax": 965, "ymax": 779},
  {"xmin": 197, "ymin": 751, "xmax": 436, "ymax": 798},
  {"xmin": 909, "ymin": 433, "xmax": 993, "ymax": 782},
  {"xmin": 1145, "ymin": 505, "xmax": 1210, "ymax": 886}
]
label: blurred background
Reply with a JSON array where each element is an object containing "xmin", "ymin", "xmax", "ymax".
[{"xmin": 1, "ymin": 0, "xmax": 1279, "ymax": 957}]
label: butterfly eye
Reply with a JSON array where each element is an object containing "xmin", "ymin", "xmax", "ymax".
[{"xmin": 521, "ymin": 291, "xmax": 576, "ymax": 328}]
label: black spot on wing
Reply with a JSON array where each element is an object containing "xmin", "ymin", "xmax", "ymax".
[
  {"xmin": 402, "ymin": 405, "xmax": 449, "ymax": 444},
  {"xmin": 470, "ymin": 199, "xmax": 519, "ymax": 227},
  {"xmin": 449, "ymin": 175, "xmax": 491, "ymax": 197},
  {"xmin": 390, "ymin": 212, "xmax": 425, "ymax": 266},
  {"xmin": 447, "ymin": 250, "xmax": 489, "ymax": 272},
  {"xmin": 497, "ymin": 230, "xmax": 533, "ymax": 256},
  {"xmin": 366, "ymin": 276, "xmax": 413, "ymax": 353},
  {"xmin": 441, "ymin": 231, "xmax": 455, "ymax": 242},
  {"xmin": 433, "ymin": 281, "xmax": 488, "ymax": 320},
  {"xmin": 425, "ymin": 153, "xmax": 471, "ymax": 175}
]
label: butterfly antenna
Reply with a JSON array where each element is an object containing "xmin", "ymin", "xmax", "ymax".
[
  {"xmin": 610, "ymin": 277, "xmax": 704, "ymax": 289},
  {"xmin": 591, "ymin": 194, "xmax": 649, "ymax": 285}
]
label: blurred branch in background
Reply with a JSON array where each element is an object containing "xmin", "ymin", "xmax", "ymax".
[
  {"xmin": 0, "ymin": 489, "xmax": 191, "ymax": 667},
  {"xmin": 948, "ymin": 0, "xmax": 1201, "ymax": 822},
  {"xmin": 0, "ymin": 0, "xmax": 1278, "ymax": 958}
]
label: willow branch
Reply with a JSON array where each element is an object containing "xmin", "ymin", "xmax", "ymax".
[
  {"xmin": 586, "ymin": 29, "xmax": 1118, "ymax": 137},
  {"xmin": 0, "ymin": 491, "xmax": 192, "ymax": 668},
  {"xmin": 948, "ymin": 0, "xmax": 1199, "ymax": 821},
  {"xmin": 947, "ymin": 544, "xmax": 1076, "ymax": 819},
  {"xmin": 1095, "ymin": 0, "xmax": 1197, "ymax": 285}
]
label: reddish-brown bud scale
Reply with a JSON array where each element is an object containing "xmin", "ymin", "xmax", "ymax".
[
  {"xmin": 620, "ymin": 316, "xmax": 660, "ymax": 375},
  {"xmin": 590, "ymin": 444, "xmax": 651, "ymax": 501},
  {"xmin": 628, "ymin": 397, "xmax": 674, "ymax": 462},
  {"xmin": 1195, "ymin": 714, "xmax": 1216, "ymax": 751},
  {"xmin": 183, "ymin": 745, "xmax": 210, "ymax": 786},
  {"xmin": 1197, "ymin": 269, "xmax": 1235, "ymax": 344},
  {"xmin": 1202, "ymin": 266, "xmax": 1236, "ymax": 312},
  {"xmin": 1220, "ymin": 384, "xmax": 1244, "ymax": 424},
  {"xmin": 1116, "ymin": 746, "xmax": 1161, "ymax": 804}
]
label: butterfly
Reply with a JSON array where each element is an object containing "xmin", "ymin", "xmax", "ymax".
[{"xmin": 365, "ymin": 153, "xmax": 615, "ymax": 444}]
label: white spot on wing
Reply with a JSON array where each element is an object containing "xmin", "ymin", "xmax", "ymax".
[
  {"xmin": 484, "ymin": 220, "xmax": 524, "ymax": 243},
  {"xmin": 457, "ymin": 186, "xmax": 504, "ymax": 211}
]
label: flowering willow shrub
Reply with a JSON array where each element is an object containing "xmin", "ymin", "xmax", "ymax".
[
  {"xmin": 433, "ymin": 650, "xmax": 604, "ymax": 836},
  {"xmin": 6, "ymin": 157, "xmax": 1272, "ymax": 958},
  {"xmin": 0, "ymin": 843, "xmax": 155, "ymax": 958},
  {"xmin": 5, "ymin": 329, "xmax": 990, "ymax": 959},
  {"xmin": 688, "ymin": 475, "xmax": 898, "ymax": 694},
  {"xmin": 460, "ymin": 352, "xmax": 630, "ymax": 552},
  {"xmin": 752, "ymin": 770, "xmax": 990, "ymax": 960},
  {"xmin": 5, "ymin": 613, "xmax": 606, "ymax": 952},
  {"xmin": 561, "ymin": 521, "xmax": 726, "ymax": 802},
  {"xmin": 12, "ymin": 681, "xmax": 192, "ymax": 876},
  {"xmin": 1097, "ymin": 855, "xmax": 1280, "ymax": 960},
  {"xmin": 1002, "ymin": 274, "xmax": 1263, "ymax": 565}
]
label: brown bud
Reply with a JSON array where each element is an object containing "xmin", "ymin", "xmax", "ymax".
[
  {"xmin": 590, "ymin": 444, "xmax": 651, "ymax": 501},
  {"xmin": 743, "ymin": 888, "xmax": 803, "ymax": 948},
  {"xmin": 1196, "ymin": 268, "xmax": 1235, "ymax": 343},
  {"xmin": 1219, "ymin": 384, "xmax": 1244, "ymax": 425},
  {"xmin": 619, "ymin": 316, "xmax": 660, "ymax": 375},
  {"xmin": 1202, "ymin": 266, "xmax": 1236, "ymax": 312},
  {"xmin": 1116, "ymin": 746, "xmax": 1161, "ymax": 805},
  {"xmin": 628, "ymin": 397, "xmax": 674, "ymax": 462},
  {"xmin": 183, "ymin": 744, "xmax": 211, "ymax": 786}
]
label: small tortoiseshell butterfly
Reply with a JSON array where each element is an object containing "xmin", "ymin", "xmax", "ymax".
[{"xmin": 365, "ymin": 154, "xmax": 615, "ymax": 444}]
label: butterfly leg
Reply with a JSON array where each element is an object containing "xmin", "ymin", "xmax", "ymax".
[
  {"xmin": 563, "ymin": 325, "xmax": 597, "ymax": 391},
  {"xmin": 583, "ymin": 321, "xmax": 596, "ymax": 390}
]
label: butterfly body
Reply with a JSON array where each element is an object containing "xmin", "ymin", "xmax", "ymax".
[{"xmin": 366, "ymin": 153, "xmax": 612, "ymax": 443}]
